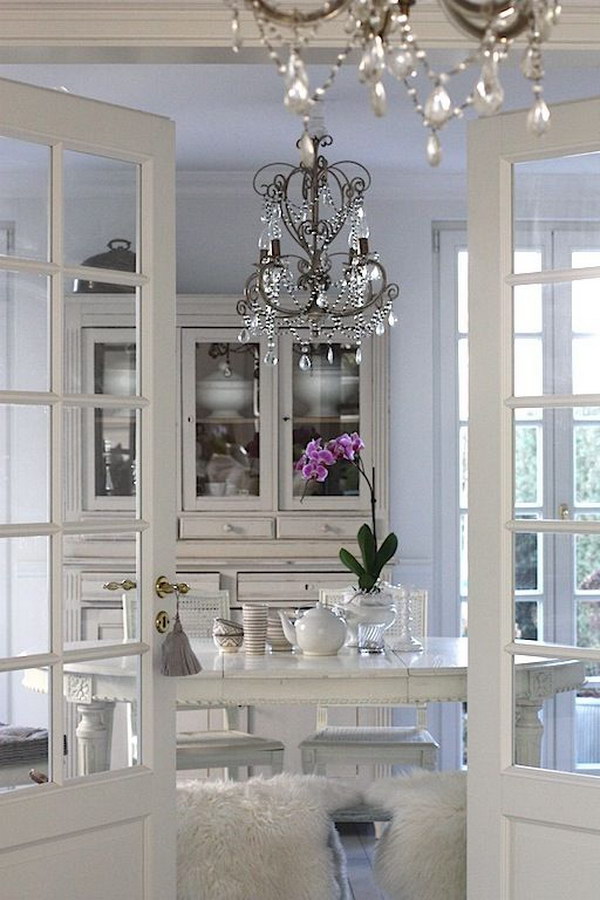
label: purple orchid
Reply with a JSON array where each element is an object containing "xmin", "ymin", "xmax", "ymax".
[
  {"xmin": 295, "ymin": 437, "xmax": 337, "ymax": 481},
  {"xmin": 301, "ymin": 460, "xmax": 329, "ymax": 482},
  {"xmin": 295, "ymin": 431, "xmax": 397, "ymax": 590},
  {"xmin": 328, "ymin": 432, "xmax": 365, "ymax": 462},
  {"xmin": 296, "ymin": 432, "xmax": 364, "ymax": 483}
]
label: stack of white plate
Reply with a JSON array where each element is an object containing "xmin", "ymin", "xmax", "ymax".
[{"xmin": 242, "ymin": 603, "xmax": 268, "ymax": 655}]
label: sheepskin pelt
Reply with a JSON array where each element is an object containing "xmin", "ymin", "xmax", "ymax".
[
  {"xmin": 365, "ymin": 770, "xmax": 467, "ymax": 900},
  {"xmin": 177, "ymin": 774, "xmax": 363, "ymax": 900}
]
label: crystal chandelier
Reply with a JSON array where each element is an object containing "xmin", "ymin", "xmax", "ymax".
[
  {"xmin": 237, "ymin": 128, "xmax": 399, "ymax": 367},
  {"xmin": 225, "ymin": 0, "xmax": 561, "ymax": 166}
]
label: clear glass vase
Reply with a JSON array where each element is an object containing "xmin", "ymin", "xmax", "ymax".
[
  {"xmin": 335, "ymin": 585, "xmax": 396, "ymax": 649},
  {"xmin": 392, "ymin": 586, "xmax": 424, "ymax": 652}
]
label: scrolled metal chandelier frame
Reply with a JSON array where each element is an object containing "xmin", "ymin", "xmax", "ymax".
[
  {"xmin": 237, "ymin": 131, "xmax": 399, "ymax": 367},
  {"xmin": 225, "ymin": 0, "xmax": 562, "ymax": 165}
]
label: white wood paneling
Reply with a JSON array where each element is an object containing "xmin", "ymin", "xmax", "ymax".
[
  {"xmin": 0, "ymin": 819, "xmax": 144, "ymax": 900},
  {"xmin": 0, "ymin": 3, "xmax": 597, "ymax": 56},
  {"xmin": 510, "ymin": 820, "xmax": 600, "ymax": 900}
]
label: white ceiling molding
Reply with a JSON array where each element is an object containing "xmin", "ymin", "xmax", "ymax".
[{"xmin": 0, "ymin": 3, "xmax": 598, "ymax": 56}]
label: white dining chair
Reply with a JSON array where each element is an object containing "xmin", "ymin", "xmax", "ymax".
[
  {"xmin": 119, "ymin": 586, "xmax": 284, "ymax": 777},
  {"xmin": 300, "ymin": 588, "xmax": 438, "ymax": 777},
  {"xmin": 173, "ymin": 590, "xmax": 285, "ymax": 779}
]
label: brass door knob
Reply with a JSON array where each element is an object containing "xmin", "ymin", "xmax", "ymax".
[
  {"xmin": 103, "ymin": 578, "xmax": 137, "ymax": 591},
  {"xmin": 155, "ymin": 575, "xmax": 191, "ymax": 599}
]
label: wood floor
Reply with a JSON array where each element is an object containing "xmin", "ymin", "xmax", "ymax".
[{"xmin": 337, "ymin": 822, "xmax": 389, "ymax": 900}]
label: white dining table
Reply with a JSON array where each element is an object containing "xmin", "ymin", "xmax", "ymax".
[{"xmin": 23, "ymin": 637, "xmax": 586, "ymax": 774}]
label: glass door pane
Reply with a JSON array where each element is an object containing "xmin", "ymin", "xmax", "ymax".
[
  {"xmin": 292, "ymin": 342, "xmax": 360, "ymax": 498},
  {"xmin": 0, "ymin": 137, "xmax": 49, "ymax": 262},
  {"xmin": 182, "ymin": 331, "xmax": 262, "ymax": 506},
  {"xmin": 513, "ymin": 153, "xmax": 600, "ymax": 273},
  {"xmin": 510, "ymin": 154, "xmax": 600, "ymax": 774},
  {"xmin": 63, "ymin": 151, "xmax": 138, "ymax": 273}
]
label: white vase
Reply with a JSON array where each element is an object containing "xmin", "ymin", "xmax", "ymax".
[
  {"xmin": 197, "ymin": 364, "xmax": 253, "ymax": 418},
  {"xmin": 294, "ymin": 365, "xmax": 341, "ymax": 416}
]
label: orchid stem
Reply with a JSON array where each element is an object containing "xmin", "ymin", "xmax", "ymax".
[{"xmin": 356, "ymin": 455, "xmax": 377, "ymax": 548}]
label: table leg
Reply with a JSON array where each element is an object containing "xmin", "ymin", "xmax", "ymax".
[
  {"xmin": 515, "ymin": 699, "xmax": 544, "ymax": 767},
  {"xmin": 76, "ymin": 701, "xmax": 116, "ymax": 775}
]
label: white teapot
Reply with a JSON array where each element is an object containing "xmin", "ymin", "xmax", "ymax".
[{"xmin": 278, "ymin": 604, "xmax": 347, "ymax": 656}]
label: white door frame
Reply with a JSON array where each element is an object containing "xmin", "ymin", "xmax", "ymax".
[{"xmin": 467, "ymin": 99, "xmax": 600, "ymax": 898}]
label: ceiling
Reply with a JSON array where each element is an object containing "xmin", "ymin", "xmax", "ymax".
[{"xmin": 0, "ymin": 50, "xmax": 597, "ymax": 175}]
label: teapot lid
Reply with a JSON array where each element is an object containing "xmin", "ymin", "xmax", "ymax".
[{"xmin": 307, "ymin": 602, "xmax": 335, "ymax": 615}]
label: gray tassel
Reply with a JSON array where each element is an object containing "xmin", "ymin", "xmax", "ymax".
[{"xmin": 161, "ymin": 610, "xmax": 202, "ymax": 677}]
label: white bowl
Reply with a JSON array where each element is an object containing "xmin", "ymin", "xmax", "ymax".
[
  {"xmin": 213, "ymin": 632, "xmax": 243, "ymax": 653},
  {"xmin": 197, "ymin": 369, "xmax": 253, "ymax": 418}
]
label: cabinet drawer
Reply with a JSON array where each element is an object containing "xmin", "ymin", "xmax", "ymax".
[
  {"xmin": 177, "ymin": 572, "xmax": 221, "ymax": 591},
  {"xmin": 277, "ymin": 516, "xmax": 366, "ymax": 541},
  {"xmin": 179, "ymin": 516, "xmax": 274, "ymax": 540},
  {"xmin": 237, "ymin": 572, "xmax": 350, "ymax": 605}
]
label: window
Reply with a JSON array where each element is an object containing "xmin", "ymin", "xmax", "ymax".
[{"xmin": 437, "ymin": 223, "xmax": 600, "ymax": 772}]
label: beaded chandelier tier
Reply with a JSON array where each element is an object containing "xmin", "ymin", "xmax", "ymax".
[
  {"xmin": 226, "ymin": 0, "xmax": 561, "ymax": 165},
  {"xmin": 238, "ymin": 131, "xmax": 399, "ymax": 367}
]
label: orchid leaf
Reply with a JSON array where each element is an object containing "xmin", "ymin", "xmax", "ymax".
[
  {"xmin": 357, "ymin": 523, "xmax": 376, "ymax": 574},
  {"xmin": 339, "ymin": 548, "xmax": 365, "ymax": 580},
  {"xmin": 374, "ymin": 532, "xmax": 398, "ymax": 573}
]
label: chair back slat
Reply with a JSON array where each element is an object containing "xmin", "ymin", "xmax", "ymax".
[
  {"xmin": 319, "ymin": 587, "xmax": 428, "ymax": 638},
  {"xmin": 178, "ymin": 590, "xmax": 230, "ymax": 638}
]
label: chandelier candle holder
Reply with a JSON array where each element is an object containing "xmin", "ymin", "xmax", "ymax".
[
  {"xmin": 238, "ymin": 132, "xmax": 400, "ymax": 367},
  {"xmin": 225, "ymin": 0, "xmax": 561, "ymax": 166}
]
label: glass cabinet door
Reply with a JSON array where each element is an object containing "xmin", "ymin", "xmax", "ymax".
[
  {"xmin": 282, "ymin": 339, "xmax": 373, "ymax": 509},
  {"xmin": 181, "ymin": 328, "xmax": 274, "ymax": 509}
]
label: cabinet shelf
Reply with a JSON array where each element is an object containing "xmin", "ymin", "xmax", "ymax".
[
  {"xmin": 292, "ymin": 415, "xmax": 360, "ymax": 424},
  {"xmin": 196, "ymin": 417, "xmax": 259, "ymax": 425}
]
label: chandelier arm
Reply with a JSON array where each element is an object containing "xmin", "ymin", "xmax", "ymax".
[
  {"xmin": 248, "ymin": 0, "xmax": 353, "ymax": 28},
  {"xmin": 437, "ymin": 0, "xmax": 530, "ymax": 41},
  {"xmin": 256, "ymin": 254, "xmax": 317, "ymax": 317},
  {"xmin": 281, "ymin": 209, "xmax": 311, "ymax": 257},
  {"xmin": 328, "ymin": 255, "xmax": 398, "ymax": 317},
  {"xmin": 324, "ymin": 163, "xmax": 370, "ymax": 242},
  {"xmin": 252, "ymin": 163, "xmax": 296, "ymax": 199},
  {"xmin": 280, "ymin": 175, "xmax": 314, "ymax": 256},
  {"xmin": 312, "ymin": 167, "xmax": 355, "ymax": 246},
  {"xmin": 329, "ymin": 161, "xmax": 372, "ymax": 194}
]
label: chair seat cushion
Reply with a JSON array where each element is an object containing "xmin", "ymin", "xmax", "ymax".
[
  {"xmin": 177, "ymin": 730, "xmax": 284, "ymax": 752},
  {"xmin": 300, "ymin": 726, "xmax": 439, "ymax": 749},
  {"xmin": 177, "ymin": 774, "xmax": 363, "ymax": 900}
]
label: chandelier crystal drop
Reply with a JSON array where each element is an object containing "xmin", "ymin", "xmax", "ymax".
[
  {"xmin": 224, "ymin": 0, "xmax": 562, "ymax": 165},
  {"xmin": 237, "ymin": 132, "xmax": 400, "ymax": 367}
]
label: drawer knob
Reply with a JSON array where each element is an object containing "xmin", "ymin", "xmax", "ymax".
[
  {"xmin": 321, "ymin": 524, "xmax": 331, "ymax": 533},
  {"xmin": 223, "ymin": 523, "xmax": 234, "ymax": 533}
]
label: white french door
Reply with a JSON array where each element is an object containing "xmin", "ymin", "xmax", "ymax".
[
  {"xmin": 0, "ymin": 78, "xmax": 177, "ymax": 898},
  {"xmin": 468, "ymin": 99, "xmax": 600, "ymax": 897}
]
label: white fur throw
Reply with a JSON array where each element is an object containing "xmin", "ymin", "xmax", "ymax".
[
  {"xmin": 177, "ymin": 774, "xmax": 363, "ymax": 900},
  {"xmin": 366, "ymin": 770, "xmax": 467, "ymax": 900}
]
